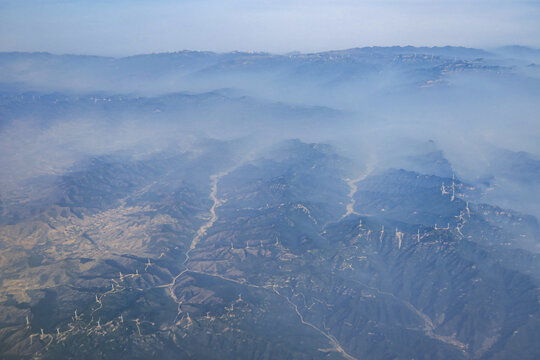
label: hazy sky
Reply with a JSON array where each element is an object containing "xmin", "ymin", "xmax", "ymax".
[{"xmin": 1, "ymin": 0, "xmax": 539, "ymax": 56}]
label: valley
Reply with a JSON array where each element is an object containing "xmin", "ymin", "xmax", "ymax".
[{"xmin": 1, "ymin": 46, "xmax": 539, "ymax": 359}]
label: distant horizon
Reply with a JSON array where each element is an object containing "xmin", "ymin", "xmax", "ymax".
[
  {"xmin": 1, "ymin": 0, "xmax": 539, "ymax": 57},
  {"xmin": 1, "ymin": 44, "xmax": 538, "ymax": 58}
]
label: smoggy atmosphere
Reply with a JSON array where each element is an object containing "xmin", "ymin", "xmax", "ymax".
[
  {"xmin": 1, "ymin": 1, "xmax": 540, "ymax": 360},
  {"xmin": 1, "ymin": 0, "xmax": 540, "ymax": 55}
]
